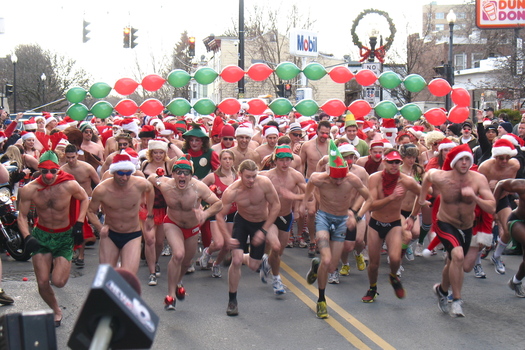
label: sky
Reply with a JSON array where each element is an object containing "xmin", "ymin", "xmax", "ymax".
[{"xmin": 0, "ymin": 0, "xmax": 464, "ymax": 84}]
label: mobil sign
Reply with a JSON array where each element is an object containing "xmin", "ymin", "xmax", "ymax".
[{"xmin": 289, "ymin": 29, "xmax": 318, "ymax": 57}]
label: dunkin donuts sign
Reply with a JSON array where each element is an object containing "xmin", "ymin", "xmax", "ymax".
[{"xmin": 477, "ymin": 0, "xmax": 525, "ymax": 28}]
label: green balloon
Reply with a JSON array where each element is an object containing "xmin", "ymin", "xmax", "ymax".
[
  {"xmin": 167, "ymin": 98, "xmax": 191, "ymax": 116},
  {"xmin": 275, "ymin": 62, "xmax": 301, "ymax": 81},
  {"xmin": 67, "ymin": 103, "xmax": 89, "ymax": 121},
  {"xmin": 193, "ymin": 67, "xmax": 219, "ymax": 85},
  {"xmin": 269, "ymin": 98, "xmax": 293, "ymax": 115},
  {"xmin": 167, "ymin": 69, "xmax": 191, "ymax": 88},
  {"xmin": 374, "ymin": 101, "xmax": 398, "ymax": 119},
  {"xmin": 193, "ymin": 98, "xmax": 216, "ymax": 115},
  {"xmin": 400, "ymin": 103, "xmax": 422, "ymax": 121},
  {"xmin": 302, "ymin": 63, "xmax": 326, "ymax": 81},
  {"xmin": 403, "ymin": 74, "xmax": 427, "ymax": 93},
  {"xmin": 66, "ymin": 87, "xmax": 87, "ymax": 104},
  {"xmin": 89, "ymin": 82, "xmax": 112, "ymax": 99},
  {"xmin": 294, "ymin": 99, "xmax": 319, "ymax": 116},
  {"xmin": 90, "ymin": 101, "xmax": 113, "ymax": 119},
  {"xmin": 378, "ymin": 71, "xmax": 402, "ymax": 89}
]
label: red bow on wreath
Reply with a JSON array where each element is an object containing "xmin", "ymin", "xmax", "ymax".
[{"xmin": 359, "ymin": 45, "xmax": 386, "ymax": 63}]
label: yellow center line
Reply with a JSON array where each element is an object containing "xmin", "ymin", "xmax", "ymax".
[{"xmin": 281, "ymin": 262, "xmax": 396, "ymax": 350}]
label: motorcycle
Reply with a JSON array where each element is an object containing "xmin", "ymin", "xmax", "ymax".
[{"xmin": 0, "ymin": 179, "xmax": 30, "ymax": 261}]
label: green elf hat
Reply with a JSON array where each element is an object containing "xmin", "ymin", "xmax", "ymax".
[
  {"xmin": 182, "ymin": 123, "xmax": 208, "ymax": 139},
  {"xmin": 328, "ymin": 139, "xmax": 348, "ymax": 178},
  {"xmin": 39, "ymin": 150, "xmax": 60, "ymax": 169},
  {"xmin": 172, "ymin": 154, "xmax": 194, "ymax": 173},
  {"xmin": 175, "ymin": 120, "xmax": 187, "ymax": 133},
  {"xmin": 275, "ymin": 145, "xmax": 293, "ymax": 159}
]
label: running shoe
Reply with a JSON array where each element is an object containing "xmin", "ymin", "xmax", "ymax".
[
  {"xmin": 449, "ymin": 299, "xmax": 465, "ymax": 317},
  {"xmin": 299, "ymin": 237, "xmax": 308, "ymax": 248},
  {"xmin": 273, "ymin": 278, "xmax": 286, "ymax": 295},
  {"xmin": 405, "ymin": 245, "xmax": 415, "ymax": 261},
  {"xmin": 164, "ymin": 295, "xmax": 175, "ymax": 311},
  {"xmin": 389, "ymin": 274, "xmax": 406, "ymax": 299},
  {"xmin": 186, "ymin": 263, "xmax": 195, "ymax": 274},
  {"xmin": 161, "ymin": 244, "xmax": 171, "ymax": 256},
  {"xmin": 414, "ymin": 243, "xmax": 424, "ymax": 257},
  {"xmin": 396, "ymin": 265, "xmax": 404, "ymax": 277},
  {"xmin": 0, "ymin": 289, "xmax": 14, "ymax": 305},
  {"xmin": 75, "ymin": 258, "xmax": 85, "ymax": 268},
  {"xmin": 286, "ymin": 236, "xmax": 295, "ymax": 248},
  {"xmin": 176, "ymin": 284, "xmax": 186, "ymax": 301},
  {"xmin": 155, "ymin": 263, "xmax": 161, "ymax": 277},
  {"xmin": 340, "ymin": 264, "xmax": 350, "ymax": 276},
  {"xmin": 508, "ymin": 278, "xmax": 525, "ymax": 298},
  {"xmin": 211, "ymin": 264, "xmax": 222, "ymax": 278},
  {"xmin": 328, "ymin": 271, "xmax": 340, "ymax": 284},
  {"xmin": 491, "ymin": 255, "xmax": 506, "ymax": 275},
  {"xmin": 433, "ymin": 283, "xmax": 449, "ymax": 313},
  {"xmin": 362, "ymin": 288, "xmax": 379, "ymax": 303},
  {"xmin": 227, "ymin": 300, "xmax": 238, "ymax": 316},
  {"xmin": 259, "ymin": 254, "xmax": 271, "ymax": 284},
  {"xmin": 308, "ymin": 243, "xmax": 316, "ymax": 258},
  {"xmin": 198, "ymin": 248, "xmax": 211, "ymax": 270},
  {"xmin": 316, "ymin": 301, "xmax": 328, "ymax": 319},
  {"xmin": 473, "ymin": 264, "xmax": 486, "ymax": 279},
  {"xmin": 148, "ymin": 274, "xmax": 157, "ymax": 286},
  {"xmin": 355, "ymin": 253, "xmax": 366, "ymax": 271},
  {"xmin": 306, "ymin": 257, "xmax": 320, "ymax": 284}
]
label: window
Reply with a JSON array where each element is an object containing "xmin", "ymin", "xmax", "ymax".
[
  {"xmin": 457, "ymin": 12, "xmax": 467, "ymax": 19},
  {"xmin": 472, "ymin": 53, "xmax": 484, "ymax": 68},
  {"xmin": 435, "ymin": 12, "xmax": 445, "ymax": 19},
  {"xmin": 435, "ymin": 24, "xmax": 445, "ymax": 31},
  {"xmin": 455, "ymin": 53, "xmax": 466, "ymax": 70}
]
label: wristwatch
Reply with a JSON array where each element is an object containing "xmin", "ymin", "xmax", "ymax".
[{"xmin": 409, "ymin": 215, "xmax": 417, "ymax": 221}]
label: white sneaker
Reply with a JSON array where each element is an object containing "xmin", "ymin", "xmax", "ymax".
[
  {"xmin": 414, "ymin": 243, "xmax": 424, "ymax": 257},
  {"xmin": 449, "ymin": 299, "xmax": 465, "ymax": 317},
  {"xmin": 405, "ymin": 245, "xmax": 415, "ymax": 261},
  {"xmin": 433, "ymin": 283, "xmax": 449, "ymax": 313},
  {"xmin": 508, "ymin": 278, "xmax": 525, "ymax": 297},
  {"xmin": 211, "ymin": 264, "xmax": 222, "ymax": 278},
  {"xmin": 396, "ymin": 265, "xmax": 404, "ymax": 277},
  {"xmin": 491, "ymin": 255, "xmax": 506, "ymax": 275},
  {"xmin": 259, "ymin": 254, "xmax": 271, "ymax": 284},
  {"xmin": 148, "ymin": 274, "xmax": 157, "ymax": 286},
  {"xmin": 273, "ymin": 278, "xmax": 286, "ymax": 295},
  {"xmin": 473, "ymin": 264, "xmax": 486, "ymax": 279},
  {"xmin": 198, "ymin": 248, "xmax": 211, "ymax": 270},
  {"xmin": 328, "ymin": 271, "xmax": 340, "ymax": 284}
]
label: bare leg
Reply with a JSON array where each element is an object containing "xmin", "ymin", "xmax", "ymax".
[
  {"xmin": 228, "ymin": 249, "xmax": 244, "ymax": 293},
  {"xmin": 366, "ymin": 227, "xmax": 383, "ymax": 286},
  {"xmin": 32, "ymin": 253, "xmax": 63, "ymax": 322},
  {"xmin": 164, "ymin": 224, "xmax": 185, "ymax": 298},
  {"xmin": 119, "ymin": 236, "xmax": 142, "ymax": 274},
  {"xmin": 143, "ymin": 226, "xmax": 156, "ymax": 275},
  {"xmin": 317, "ymin": 231, "xmax": 331, "ymax": 290},
  {"xmin": 448, "ymin": 246, "xmax": 465, "ymax": 299}
]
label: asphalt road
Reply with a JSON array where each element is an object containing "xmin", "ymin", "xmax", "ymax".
[{"xmin": 1, "ymin": 242, "xmax": 525, "ymax": 350}]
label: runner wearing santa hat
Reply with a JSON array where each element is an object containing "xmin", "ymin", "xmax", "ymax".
[
  {"xmin": 479, "ymin": 138, "xmax": 520, "ymax": 275},
  {"xmin": 419, "ymin": 144, "xmax": 495, "ymax": 317},
  {"xmin": 356, "ymin": 140, "xmax": 385, "ymax": 175}
]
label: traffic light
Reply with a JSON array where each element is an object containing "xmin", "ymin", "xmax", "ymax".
[
  {"xmin": 82, "ymin": 20, "xmax": 91, "ymax": 43},
  {"xmin": 284, "ymin": 83, "xmax": 292, "ymax": 98},
  {"xmin": 188, "ymin": 37, "xmax": 196, "ymax": 57},
  {"xmin": 131, "ymin": 27, "xmax": 138, "ymax": 48},
  {"xmin": 277, "ymin": 84, "xmax": 284, "ymax": 97},
  {"xmin": 5, "ymin": 84, "xmax": 13, "ymax": 97},
  {"xmin": 123, "ymin": 27, "xmax": 130, "ymax": 48}
]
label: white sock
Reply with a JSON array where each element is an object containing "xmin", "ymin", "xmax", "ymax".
[
  {"xmin": 273, "ymin": 275, "xmax": 280, "ymax": 282},
  {"xmin": 475, "ymin": 251, "xmax": 482, "ymax": 265},
  {"xmin": 514, "ymin": 275, "xmax": 522, "ymax": 284},
  {"xmin": 494, "ymin": 237, "xmax": 507, "ymax": 259}
]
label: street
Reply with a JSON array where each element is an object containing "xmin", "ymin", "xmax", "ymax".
[{"xmin": 1, "ymin": 242, "xmax": 525, "ymax": 349}]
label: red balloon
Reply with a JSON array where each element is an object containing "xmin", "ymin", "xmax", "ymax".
[
  {"xmin": 427, "ymin": 78, "xmax": 451, "ymax": 97},
  {"xmin": 218, "ymin": 98, "xmax": 241, "ymax": 115},
  {"xmin": 220, "ymin": 65, "xmax": 245, "ymax": 83},
  {"xmin": 328, "ymin": 66, "xmax": 354, "ymax": 84},
  {"xmin": 114, "ymin": 78, "xmax": 139, "ymax": 95},
  {"xmin": 140, "ymin": 99, "xmax": 164, "ymax": 116},
  {"xmin": 448, "ymin": 105, "xmax": 470, "ymax": 123},
  {"xmin": 114, "ymin": 99, "xmax": 138, "ymax": 116},
  {"xmin": 321, "ymin": 99, "xmax": 347, "ymax": 116},
  {"xmin": 246, "ymin": 63, "xmax": 273, "ymax": 81},
  {"xmin": 355, "ymin": 69, "xmax": 377, "ymax": 86},
  {"xmin": 451, "ymin": 88, "xmax": 471, "ymax": 107},
  {"xmin": 424, "ymin": 108, "xmax": 447, "ymax": 126},
  {"xmin": 247, "ymin": 99, "xmax": 267, "ymax": 115},
  {"xmin": 348, "ymin": 100, "xmax": 371, "ymax": 118},
  {"xmin": 141, "ymin": 74, "xmax": 165, "ymax": 92}
]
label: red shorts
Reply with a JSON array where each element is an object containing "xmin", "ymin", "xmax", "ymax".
[{"xmin": 163, "ymin": 215, "xmax": 200, "ymax": 240}]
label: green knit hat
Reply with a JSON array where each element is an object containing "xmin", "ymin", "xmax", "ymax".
[
  {"xmin": 39, "ymin": 150, "xmax": 60, "ymax": 169},
  {"xmin": 328, "ymin": 139, "xmax": 348, "ymax": 178},
  {"xmin": 275, "ymin": 145, "xmax": 293, "ymax": 159},
  {"xmin": 172, "ymin": 154, "xmax": 194, "ymax": 173}
]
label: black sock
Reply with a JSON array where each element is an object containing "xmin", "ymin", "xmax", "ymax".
[
  {"xmin": 439, "ymin": 285, "xmax": 448, "ymax": 296},
  {"xmin": 318, "ymin": 288, "xmax": 325, "ymax": 302},
  {"xmin": 229, "ymin": 292, "xmax": 237, "ymax": 302}
]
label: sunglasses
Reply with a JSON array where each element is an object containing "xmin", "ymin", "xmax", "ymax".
[
  {"xmin": 386, "ymin": 160, "xmax": 402, "ymax": 165},
  {"xmin": 40, "ymin": 169, "xmax": 58, "ymax": 175},
  {"xmin": 116, "ymin": 170, "xmax": 133, "ymax": 176},
  {"xmin": 83, "ymin": 129, "xmax": 93, "ymax": 134},
  {"xmin": 290, "ymin": 133, "xmax": 302, "ymax": 137},
  {"xmin": 223, "ymin": 137, "xmax": 234, "ymax": 141},
  {"xmin": 175, "ymin": 169, "xmax": 192, "ymax": 176}
]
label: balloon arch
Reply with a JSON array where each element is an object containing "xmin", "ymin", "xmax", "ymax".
[{"xmin": 64, "ymin": 62, "xmax": 471, "ymax": 126}]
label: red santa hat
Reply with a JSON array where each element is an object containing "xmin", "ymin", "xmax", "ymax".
[
  {"xmin": 211, "ymin": 115, "xmax": 224, "ymax": 137},
  {"xmin": 362, "ymin": 121, "xmax": 375, "ymax": 133},
  {"xmin": 148, "ymin": 138, "xmax": 168, "ymax": 152},
  {"xmin": 370, "ymin": 140, "xmax": 384, "ymax": 149},
  {"xmin": 259, "ymin": 115, "xmax": 272, "ymax": 126},
  {"xmin": 45, "ymin": 114, "xmax": 56, "ymax": 126},
  {"xmin": 408, "ymin": 125, "xmax": 425, "ymax": 140},
  {"xmin": 55, "ymin": 138, "xmax": 69, "ymax": 149},
  {"xmin": 354, "ymin": 115, "xmax": 365, "ymax": 124},
  {"xmin": 501, "ymin": 133, "xmax": 525, "ymax": 148},
  {"xmin": 24, "ymin": 118, "xmax": 37, "ymax": 131},
  {"xmin": 442, "ymin": 144, "xmax": 473, "ymax": 171},
  {"xmin": 122, "ymin": 118, "xmax": 139, "ymax": 136},
  {"xmin": 123, "ymin": 147, "xmax": 139, "ymax": 166},
  {"xmin": 0, "ymin": 131, "xmax": 6, "ymax": 143},
  {"xmin": 109, "ymin": 152, "xmax": 137, "ymax": 174},
  {"xmin": 64, "ymin": 116, "xmax": 78, "ymax": 127},
  {"xmin": 56, "ymin": 120, "xmax": 69, "ymax": 131},
  {"xmin": 139, "ymin": 125, "xmax": 156, "ymax": 139},
  {"xmin": 438, "ymin": 138, "xmax": 456, "ymax": 152},
  {"xmin": 380, "ymin": 118, "xmax": 398, "ymax": 135},
  {"xmin": 221, "ymin": 125, "xmax": 235, "ymax": 138},
  {"xmin": 34, "ymin": 115, "xmax": 46, "ymax": 124},
  {"xmin": 235, "ymin": 122, "xmax": 253, "ymax": 137},
  {"xmin": 492, "ymin": 138, "xmax": 517, "ymax": 157},
  {"xmin": 263, "ymin": 125, "xmax": 279, "ymax": 137},
  {"xmin": 21, "ymin": 131, "xmax": 36, "ymax": 141},
  {"xmin": 380, "ymin": 138, "xmax": 393, "ymax": 148}
]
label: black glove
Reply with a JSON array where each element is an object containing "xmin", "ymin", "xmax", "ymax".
[
  {"xmin": 24, "ymin": 235, "xmax": 40, "ymax": 254},
  {"xmin": 72, "ymin": 222, "xmax": 84, "ymax": 246}
]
